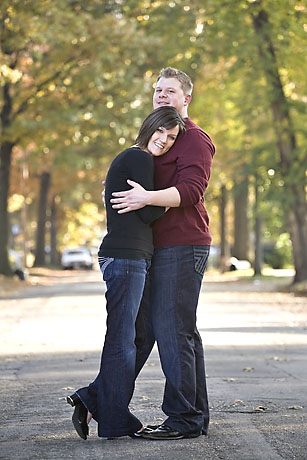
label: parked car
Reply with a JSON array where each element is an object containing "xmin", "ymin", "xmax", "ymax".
[
  {"xmin": 9, "ymin": 249, "xmax": 27, "ymax": 280},
  {"xmin": 61, "ymin": 247, "xmax": 93, "ymax": 270},
  {"xmin": 229, "ymin": 256, "xmax": 251, "ymax": 271}
]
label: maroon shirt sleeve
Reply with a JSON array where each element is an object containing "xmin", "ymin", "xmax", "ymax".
[{"xmin": 174, "ymin": 128, "xmax": 215, "ymax": 207}]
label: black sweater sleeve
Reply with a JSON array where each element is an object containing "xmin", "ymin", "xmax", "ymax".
[{"xmin": 126, "ymin": 148, "xmax": 165, "ymax": 225}]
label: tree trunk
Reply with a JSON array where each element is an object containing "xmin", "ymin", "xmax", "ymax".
[
  {"xmin": 0, "ymin": 81, "xmax": 14, "ymax": 276},
  {"xmin": 50, "ymin": 194, "xmax": 59, "ymax": 266},
  {"xmin": 233, "ymin": 178, "xmax": 249, "ymax": 260},
  {"xmin": 219, "ymin": 184, "xmax": 229, "ymax": 273},
  {"xmin": 251, "ymin": 2, "xmax": 307, "ymax": 282},
  {"xmin": 33, "ymin": 172, "xmax": 51, "ymax": 267},
  {"xmin": 0, "ymin": 142, "xmax": 14, "ymax": 276},
  {"xmin": 20, "ymin": 155, "xmax": 29, "ymax": 267},
  {"xmin": 253, "ymin": 180, "xmax": 262, "ymax": 276}
]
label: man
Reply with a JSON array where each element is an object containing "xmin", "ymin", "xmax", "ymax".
[{"xmin": 111, "ymin": 67, "xmax": 215, "ymax": 440}]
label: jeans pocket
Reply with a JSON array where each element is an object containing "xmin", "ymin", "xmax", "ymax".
[
  {"xmin": 193, "ymin": 247, "xmax": 210, "ymax": 277},
  {"xmin": 98, "ymin": 256, "xmax": 114, "ymax": 281}
]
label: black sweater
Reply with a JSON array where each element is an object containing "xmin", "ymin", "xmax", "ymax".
[{"xmin": 99, "ymin": 147, "xmax": 165, "ymax": 259}]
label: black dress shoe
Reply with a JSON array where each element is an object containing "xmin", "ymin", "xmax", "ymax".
[
  {"xmin": 141, "ymin": 424, "xmax": 201, "ymax": 440},
  {"xmin": 72, "ymin": 403, "xmax": 89, "ymax": 440},
  {"xmin": 66, "ymin": 393, "xmax": 81, "ymax": 407},
  {"xmin": 140, "ymin": 424, "xmax": 185, "ymax": 440},
  {"xmin": 129, "ymin": 424, "xmax": 161, "ymax": 438}
]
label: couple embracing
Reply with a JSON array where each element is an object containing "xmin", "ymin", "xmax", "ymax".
[{"xmin": 66, "ymin": 67, "xmax": 215, "ymax": 441}]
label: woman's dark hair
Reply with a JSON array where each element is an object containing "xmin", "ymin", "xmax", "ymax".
[{"xmin": 135, "ymin": 106, "xmax": 185, "ymax": 150}]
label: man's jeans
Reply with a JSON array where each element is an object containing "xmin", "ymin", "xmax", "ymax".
[
  {"xmin": 77, "ymin": 257, "xmax": 150, "ymax": 438},
  {"xmin": 135, "ymin": 245, "xmax": 210, "ymax": 436}
]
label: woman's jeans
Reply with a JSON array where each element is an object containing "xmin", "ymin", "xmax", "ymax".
[
  {"xmin": 135, "ymin": 245, "xmax": 210, "ymax": 436},
  {"xmin": 77, "ymin": 257, "xmax": 150, "ymax": 438}
]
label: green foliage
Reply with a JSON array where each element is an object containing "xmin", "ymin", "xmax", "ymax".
[
  {"xmin": 61, "ymin": 202, "xmax": 104, "ymax": 249},
  {"xmin": 264, "ymin": 233, "xmax": 293, "ymax": 269},
  {"xmin": 1, "ymin": 0, "xmax": 306, "ymax": 273}
]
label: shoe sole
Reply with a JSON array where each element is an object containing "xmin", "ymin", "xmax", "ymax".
[
  {"xmin": 140, "ymin": 432, "xmax": 185, "ymax": 440},
  {"xmin": 140, "ymin": 432, "xmax": 201, "ymax": 440}
]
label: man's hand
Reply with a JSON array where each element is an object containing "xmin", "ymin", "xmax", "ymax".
[{"xmin": 111, "ymin": 179, "xmax": 148, "ymax": 214}]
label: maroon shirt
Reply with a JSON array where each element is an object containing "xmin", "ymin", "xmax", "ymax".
[{"xmin": 153, "ymin": 118, "xmax": 215, "ymax": 248}]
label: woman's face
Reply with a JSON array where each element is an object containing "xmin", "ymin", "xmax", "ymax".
[{"xmin": 146, "ymin": 125, "xmax": 180, "ymax": 157}]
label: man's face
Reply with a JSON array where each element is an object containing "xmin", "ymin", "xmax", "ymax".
[{"xmin": 153, "ymin": 77, "xmax": 190, "ymax": 115}]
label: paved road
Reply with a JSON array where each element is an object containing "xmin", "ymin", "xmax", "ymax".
[{"xmin": 0, "ymin": 269, "xmax": 306, "ymax": 459}]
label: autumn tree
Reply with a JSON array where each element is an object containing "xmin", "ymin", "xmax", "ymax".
[{"xmin": 0, "ymin": 0, "xmax": 161, "ymax": 273}]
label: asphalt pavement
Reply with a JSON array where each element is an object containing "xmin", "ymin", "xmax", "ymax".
[{"xmin": 0, "ymin": 269, "xmax": 306, "ymax": 460}]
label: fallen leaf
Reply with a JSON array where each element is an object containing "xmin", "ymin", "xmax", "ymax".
[{"xmin": 254, "ymin": 406, "xmax": 268, "ymax": 412}]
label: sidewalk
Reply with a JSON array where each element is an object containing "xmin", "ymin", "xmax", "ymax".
[{"xmin": 0, "ymin": 269, "xmax": 306, "ymax": 459}]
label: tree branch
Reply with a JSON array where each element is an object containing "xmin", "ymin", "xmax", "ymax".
[{"xmin": 12, "ymin": 57, "xmax": 77, "ymax": 119}]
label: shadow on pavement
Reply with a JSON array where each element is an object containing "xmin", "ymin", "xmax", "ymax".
[{"xmin": 0, "ymin": 343, "xmax": 306, "ymax": 460}]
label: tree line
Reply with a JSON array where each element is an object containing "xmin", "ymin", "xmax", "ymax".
[{"xmin": 1, "ymin": 0, "xmax": 306, "ymax": 282}]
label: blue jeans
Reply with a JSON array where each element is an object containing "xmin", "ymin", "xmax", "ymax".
[
  {"xmin": 77, "ymin": 257, "xmax": 150, "ymax": 437},
  {"xmin": 135, "ymin": 245, "xmax": 210, "ymax": 436}
]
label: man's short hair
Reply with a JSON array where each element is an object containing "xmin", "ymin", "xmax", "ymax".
[{"xmin": 157, "ymin": 67, "xmax": 193, "ymax": 95}]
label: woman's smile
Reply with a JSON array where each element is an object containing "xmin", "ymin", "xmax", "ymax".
[{"xmin": 146, "ymin": 125, "xmax": 179, "ymax": 156}]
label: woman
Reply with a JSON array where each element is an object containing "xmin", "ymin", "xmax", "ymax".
[{"xmin": 66, "ymin": 106, "xmax": 185, "ymax": 440}]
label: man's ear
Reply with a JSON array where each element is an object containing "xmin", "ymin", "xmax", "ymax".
[{"xmin": 184, "ymin": 94, "xmax": 192, "ymax": 106}]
